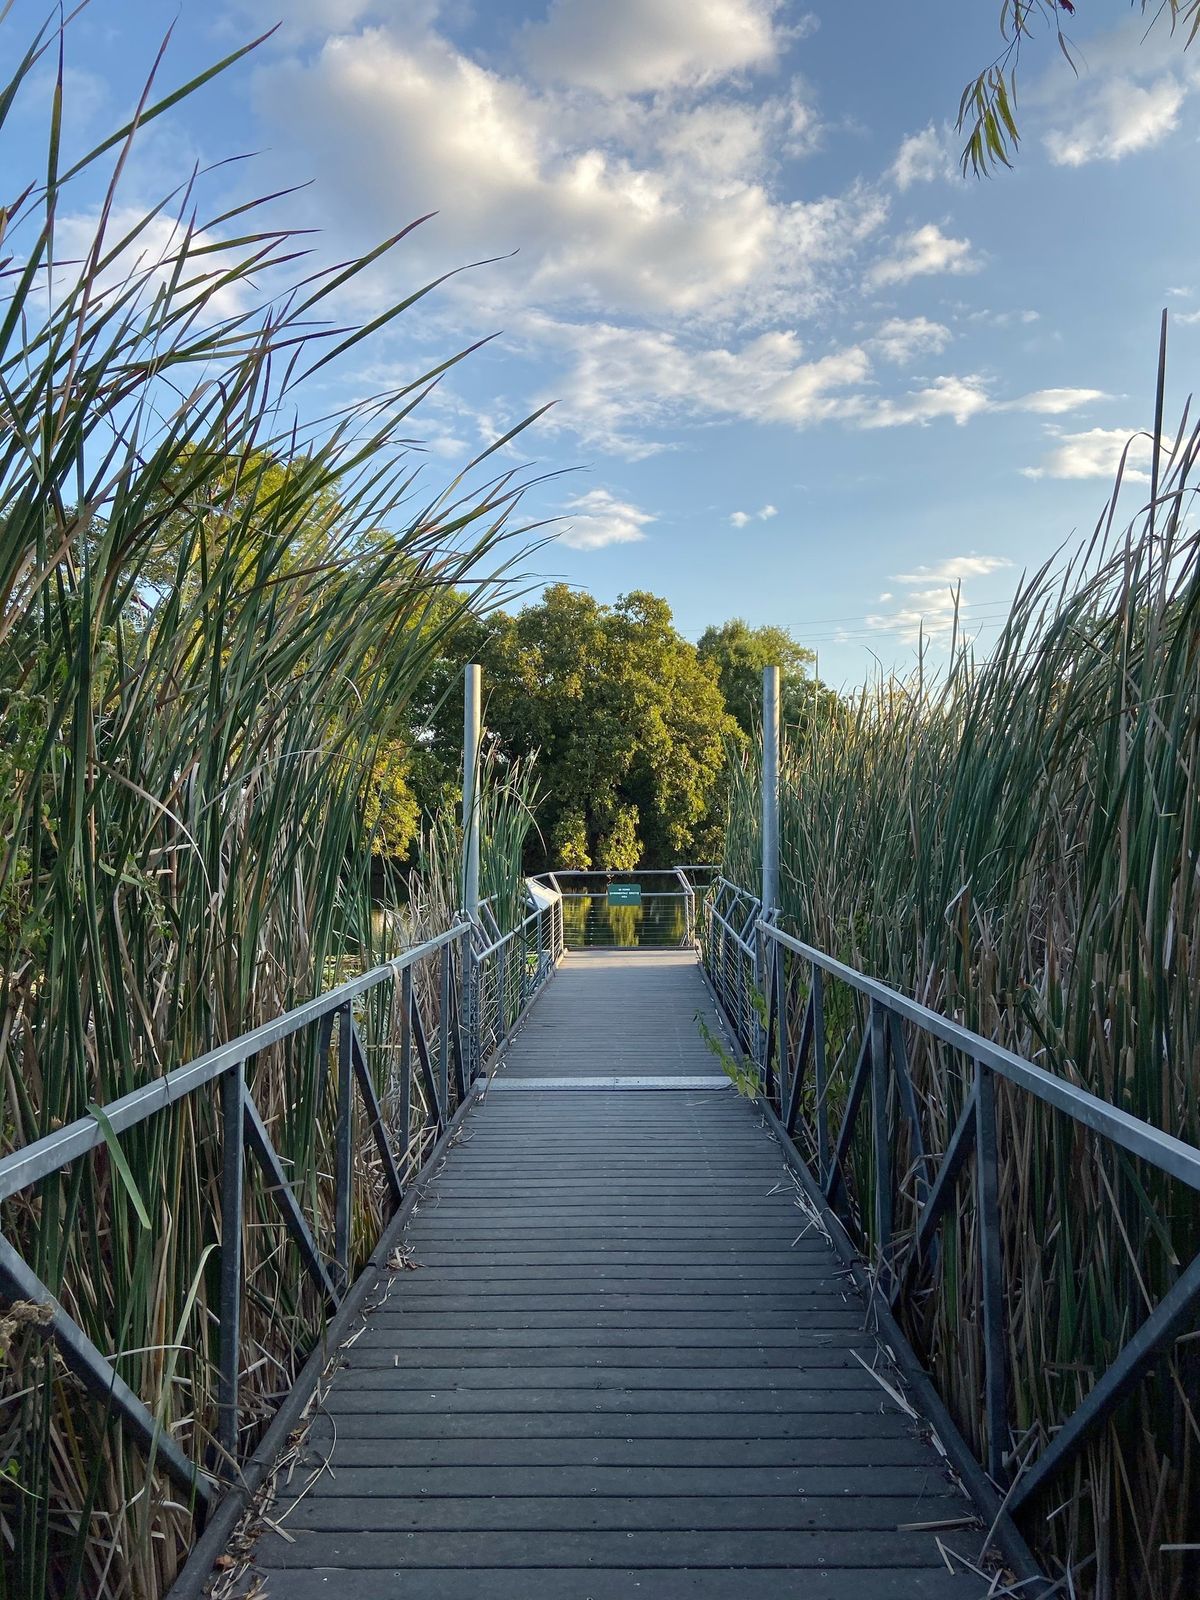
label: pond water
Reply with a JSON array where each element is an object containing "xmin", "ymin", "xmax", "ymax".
[{"xmin": 560, "ymin": 892, "xmax": 689, "ymax": 949}]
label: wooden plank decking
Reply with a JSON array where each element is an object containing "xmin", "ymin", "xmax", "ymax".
[{"xmin": 244, "ymin": 949, "xmax": 983, "ymax": 1598}]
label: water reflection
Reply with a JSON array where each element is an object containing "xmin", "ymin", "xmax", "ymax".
[{"xmin": 561, "ymin": 893, "xmax": 688, "ymax": 949}]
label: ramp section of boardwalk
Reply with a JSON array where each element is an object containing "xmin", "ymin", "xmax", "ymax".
[{"xmin": 245, "ymin": 955, "xmax": 981, "ymax": 1598}]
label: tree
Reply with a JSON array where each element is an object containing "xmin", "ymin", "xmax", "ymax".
[
  {"xmin": 959, "ymin": 2, "xmax": 1198, "ymax": 175},
  {"xmin": 434, "ymin": 586, "xmax": 739, "ymax": 870},
  {"xmin": 697, "ymin": 619, "xmax": 842, "ymax": 741}
]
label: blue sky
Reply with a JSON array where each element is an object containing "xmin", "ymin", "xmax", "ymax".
[{"xmin": 9, "ymin": 1, "xmax": 1200, "ymax": 684}]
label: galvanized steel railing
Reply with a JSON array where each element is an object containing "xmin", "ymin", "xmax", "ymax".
[
  {"xmin": 0, "ymin": 894, "xmax": 562, "ymax": 1543},
  {"xmin": 701, "ymin": 876, "xmax": 1200, "ymax": 1589},
  {"xmin": 534, "ymin": 866, "xmax": 714, "ymax": 949}
]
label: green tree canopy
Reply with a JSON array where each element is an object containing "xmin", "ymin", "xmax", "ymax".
[
  {"xmin": 696, "ymin": 618, "xmax": 841, "ymax": 741},
  {"xmin": 419, "ymin": 585, "xmax": 740, "ymax": 870}
]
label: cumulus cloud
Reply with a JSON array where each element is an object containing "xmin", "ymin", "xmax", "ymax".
[
  {"xmin": 729, "ymin": 504, "xmax": 777, "ymax": 526},
  {"xmin": 522, "ymin": 0, "xmax": 788, "ymax": 94},
  {"xmin": 871, "ymin": 315, "xmax": 951, "ymax": 364},
  {"xmin": 857, "ymin": 374, "xmax": 992, "ymax": 429},
  {"xmin": 257, "ymin": 26, "xmax": 883, "ymax": 323},
  {"xmin": 890, "ymin": 125, "xmax": 953, "ymax": 189},
  {"xmin": 1020, "ymin": 426, "xmax": 1167, "ymax": 483},
  {"xmin": 525, "ymin": 315, "xmax": 872, "ymax": 454},
  {"xmin": 558, "ymin": 487, "xmax": 654, "ymax": 549},
  {"xmin": 1007, "ymin": 387, "xmax": 1109, "ymax": 414},
  {"xmin": 867, "ymin": 224, "xmax": 978, "ymax": 288},
  {"xmin": 868, "ymin": 555, "xmax": 1013, "ymax": 644},
  {"xmin": 1044, "ymin": 74, "xmax": 1186, "ymax": 165},
  {"xmin": 1177, "ymin": 309, "xmax": 1200, "ymax": 326},
  {"xmin": 966, "ymin": 307, "xmax": 1040, "ymax": 328},
  {"xmin": 52, "ymin": 208, "xmax": 251, "ymax": 321}
]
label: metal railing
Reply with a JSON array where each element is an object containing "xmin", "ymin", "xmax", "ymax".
[
  {"xmin": 533, "ymin": 866, "xmax": 714, "ymax": 949},
  {"xmin": 702, "ymin": 876, "xmax": 1200, "ymax": 1588},
  {"xmin": 0, "ymin": 897, "xmax": 562, "ymax": 1544}
]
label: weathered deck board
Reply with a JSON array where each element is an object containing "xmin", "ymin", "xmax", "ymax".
[{"xmin": 244, "ymin": 950, "xmax": 984, "ymax": 1598}]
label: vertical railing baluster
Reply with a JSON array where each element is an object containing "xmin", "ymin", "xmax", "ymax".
[
  {"xmin": 762, "ymin": 937, "xmax": 779, "ymax": 1105},
  {"xmin": 812, "ymin": 965, "xmax": 829, "ymax": 1185},
  {"xmin": 870, "ymin": 1000, "xmax": 893, "ymax": 1286},
  {"xmin": 438, "ymin": 944, "xmax": 450, "ymax": 1114},
  {"xmin": 777, "ymin": 945, "xmax": 791, "ymax": 1117},
  {"xmin": 217, "ymin": 1059, "xmax": 245, "ymax": 1461},
  {"xmin": 399, "ymin": 969, "xmax": 413, "ymax": 1166},
  {"xmin": 496, "ymin": 941, "xmax": 507, "ymax": 1041},
  {"xmin": 976, "ymin": 1062, "xmax": 1010, "ymax": 1482},
  {"xmin": 334, "ymin": 1005, "xmax": 353, "ymax": 1289}
]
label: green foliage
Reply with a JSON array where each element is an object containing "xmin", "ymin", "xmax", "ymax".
[
  {"xmin": 696, "ymin": 617, "xmax": 841, "ymax": 740},
  {"xmin": 0, "ymin": 15, "xmax": 538, "ymax": 1597},
  {"xmin": 960, "ymin": 2, "xmax": 1199, "ymax": 176},
  {"xmin": 419, "ymin": 585, "xmax": 740, "ymax": 869},
  {"xmin": 724, "ymin": 370, "xmax": 1200, "ymax": 1594}
]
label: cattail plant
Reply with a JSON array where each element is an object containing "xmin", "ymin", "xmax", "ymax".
[
  {"xmin": 0, "ymin": 15, "xmax": 541, "ymax": 1598},
  {"xmin": 723, "ymin": 351, "xmax": 1200, "ymax": 1598}
]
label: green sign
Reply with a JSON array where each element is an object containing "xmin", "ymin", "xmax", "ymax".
[{"xmin": 607, "ymin": 883, "xmax": 642, "ymax": 906}]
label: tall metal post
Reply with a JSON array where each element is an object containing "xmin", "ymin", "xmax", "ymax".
[
  {"xmin": 462, "ymin": 663, "xmax": 482, "ymax": 920},
  {"xmin": 761, "ymin": 665, "xmax": 780, "ymax": 916}
]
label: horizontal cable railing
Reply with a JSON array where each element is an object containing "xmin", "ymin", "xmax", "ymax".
[
  {"xmin": 0, "ymin": 895, "xmax": 562, "ymax": 1551},
  {"xmin": 533, "ymin": 866, "xmax": 715, "ymax": 949},
  {"xmin": 701, "ymin": 876, "xmax": 1200, "ymax": 1584}
]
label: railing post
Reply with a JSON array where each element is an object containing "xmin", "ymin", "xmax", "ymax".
[
  {"xmin": 496, "ymin": 940, "xmax": 508, "ymax": 1040},
  {"xmin": 976, "ymin": 1062, "xmax": 1010, "ymax": 1482},
  {"xmin": 811, "ymin": 964, "xmax": 830, "ymax": 1184},
  {"xmin": 217, "ymin": 1060, "xmax": 245, "ymax": 1461},
  {"xmin": 333, "ymin": 1005, "xmax": 353, "ymax": 1289},
  {"xmin": 438, "ymin": 943, "xmax": 450, "ymax": 1114},
  {"xmin": 761, "ymin": 666, "xmax": 780, "ymax": 918},
  {"xmin": 462, "ymin": 663, "xmax": 482, "ymax": 922},
  {"xmin": 399, "ymin": 970, "xmax": 413, "ymax": 1164},
  {"xmin": 870, "ymin": 1000, "xmax": 893, "ymax": 1286}
]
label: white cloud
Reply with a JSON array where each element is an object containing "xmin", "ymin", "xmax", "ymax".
[
  {"xmin": 1176, "ymin": 309, "xmax": 1200, "ymax": 326},
  {"xmin": 890, "ymin": 125, "xmax": 953, "ymax": 189},
  {"xmin": 1007, "ymin": 387, "xmax": 1109, "ymax": 415},
  {"xmin": 966, "ymin": 308, "xmax": 1040, "ymax": 328},
  {"xmin": 522, "ymin": 0, "xmax": 788, "ymax": 94},
  {"xmin": 868, "ymin": 555, "xmax": 1013, "ymax": 644},
  {"xmin": 857, "ymin": 374, "xmax": 991, "ymax": 429},
  {"xmin": 558, "ymin": 487, "xmax": 654, "ymax": 549},
  {"xmin": 1020, "ymin": 426, "xmax": 1167, "ymax": 484},
  {"xmin": 867, "ymin": 224, "xmax": 978, "ymax": 288},
  {"xmin": 258, "ymin": 27, "xmax": 884, "ymax": 323},
  {"xmin": 526, "ymin": 315, "xmax": 872, "ymax": 454},
  {"xmin": 1044, "ymin": 74, "xmax": 1186, "ymax": 166},
  {"xmin": 871, "ymin": 315, "xmax": 951, "ymax": 364},
  {"xmin": 52, "ymin": 208, "xmax": 250, "ymax": 322},
  {"xmin": 894, "ymin": 556, "xmax": 1012, "ymax": 584},
  {"xmin": 730, "ymin": 503, "xmax": 777, "ymax": 525}
]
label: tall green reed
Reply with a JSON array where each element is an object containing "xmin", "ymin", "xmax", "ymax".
[
  {"xmin": 724, "ymin": 354, "xmax": 1200, "ymax": 1598},
  {"xmin": 0, "ymin": 17, "xmax": 540, "ymax": 1597}
]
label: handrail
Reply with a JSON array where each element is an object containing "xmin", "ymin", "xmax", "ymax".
[
  {"xmin": 0, "ymin": 924, "xmax": 468, "ymax": 1205},
  {"xmin": 699, "ymin": 878, "xmax": 1200, "ymax": 1582},
  {"xmin": 0, "ymin": 906, "xmax": 562, "ymax": 1530},
  {"xmin": 764, "ymin": 923, "xmax": 1200, "ymax": 1192}
]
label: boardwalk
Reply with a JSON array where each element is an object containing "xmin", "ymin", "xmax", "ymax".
[{"xmin": 245, "ymin": 951, "xmax": 981, "ymax": 1598}]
